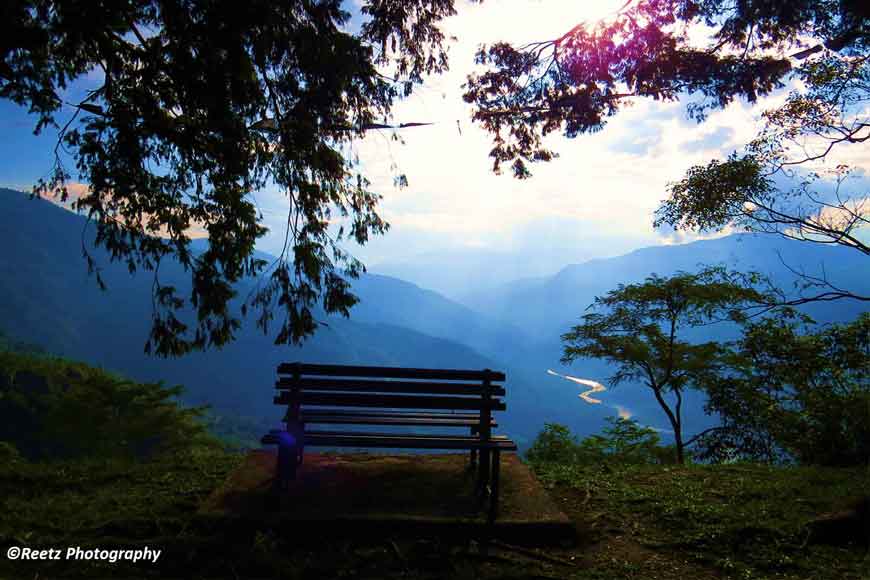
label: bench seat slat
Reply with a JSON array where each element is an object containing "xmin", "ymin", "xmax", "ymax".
[
  {"xmin": 278, "ymin": 362, "xmax": 505, "ymax": 382},
  {"xmin": 303, "ymin": 430, "xmax": 510, "ymax": 439},
  {"xmin": 298, "ymin": 431, "xmax": 517, "ymax": 451},
  {"xmin": 301, "ymin": 409, "xmax": 484, "ymax": 419},
  {"xmin": 261, "ymin": 432, "xmax": 516, "ymax": 450},
  {"xmin": 275, "ymin": 392, "xmax": 506, "ymax": 411},
  {"xmin": 298, "ymin": 415, "xmax": 496, "ymax": 427},
  {"xmin": 277, "ymin": 377, "xmax": 505, "ymax": 396}
]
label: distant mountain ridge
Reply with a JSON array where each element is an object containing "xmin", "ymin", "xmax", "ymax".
[
  {"xmin": 461, "ymin": 232, "xmax": 868, "ymax": 434},
  {"xmin": 464, "ymin": 233, "xmax": 869, "ymax": 343},
  {"xmin": 1, "ymin": 187, "xmax": 866, "ymax": 446},
  {"xmin": 0, "ymin": 189, "xmax": 569, "ymax": 447}
]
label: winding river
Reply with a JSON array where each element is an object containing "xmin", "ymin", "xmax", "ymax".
[{"xmin": 546, "ymin": 369, "xmax": 606, "ymax": 404}]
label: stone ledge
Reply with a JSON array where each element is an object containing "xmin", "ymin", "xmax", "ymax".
[{"xmin": 199, "ymin": 450, "xmax": 576, "ymax": 546}]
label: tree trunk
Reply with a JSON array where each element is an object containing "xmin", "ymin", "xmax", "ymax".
[
  {"xmin": 649, "ymin": 384, "xmax": 685, "ymax": 464},
  {"xmin": 674, "ymin": 430, "xmax": 685, "ymax": 465}
]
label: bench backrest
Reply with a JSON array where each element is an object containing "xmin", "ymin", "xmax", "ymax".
[
  {"xmin": 275, "ymin": 363, "xmax": 505, "ymax": 408},
  {"xmin": 275, "ymin": 363, "xmax": 507, "ymax": 438}
]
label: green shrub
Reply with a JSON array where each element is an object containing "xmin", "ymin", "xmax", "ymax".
[
  {"xmin": 526, "ymin": 417, "xmax": 674, "ymax": 465},
  {"xmin": 582, "ymin": 416, "xmax": 667, "ymax": 464},
  {"xmin": 0, "ymin": 441, "xmax": 22, "ymax": 463},
  {"xmin": 0, "ymin": 350, "xmax": 218, "ymax": 461},
  {"xmin": 526, "ymin": 423, "xmax": 580, "ymax": 463}
]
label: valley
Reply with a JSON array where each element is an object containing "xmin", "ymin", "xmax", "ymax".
[{"xmin": 1, "ymin": 187, "xmax": 867, "ymax": 449}]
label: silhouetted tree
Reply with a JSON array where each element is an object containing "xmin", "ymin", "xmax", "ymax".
[
  {"xmin": 1, "ymin": 0, "xmax": 463, "ymax": 355},
  {"xmin": 560, "ymin": 269, "xmax": 767, "ymax": 464}
]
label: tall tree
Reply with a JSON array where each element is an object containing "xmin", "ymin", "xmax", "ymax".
[
  {"xmin": 1, "ymin": 0, "xmax": 462, "ymax": 356},
  {"xmin": 464, "ymin": 0, "xmax": 868, "ymax": 301},
  {"xmin": 560, "ymin": 269, "xmax": 766, "ymax": 464}
]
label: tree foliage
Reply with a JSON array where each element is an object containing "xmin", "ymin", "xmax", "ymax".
[
  {"xmin": 464, "ymin": 0, "xmax": 868, "ymax": 175},
  {"xmin": 655, "ymin": 51, "xmax": 870, "ymax": 269},
  {"xmin": 698, "ymin": 312, "xmax": 870, "ymax": 466},
  {"xmin": 560, "ymin": 268, "xmax": 769, "ymax": 463},
  {"xmin": 465, "ymin": 1, "xmax": 868, "ymax": 302},
  {"xmin": 0, "ymin": 349, "xmax": 215, "ymax": 460},
  {"xmin": 1, "ymin": 0, "xmax": 462, "ymax": 355}
]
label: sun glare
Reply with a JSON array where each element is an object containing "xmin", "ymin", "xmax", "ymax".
[{"xmin": 470, "ymin": 0, "xmax": 630, "ymax": 43}]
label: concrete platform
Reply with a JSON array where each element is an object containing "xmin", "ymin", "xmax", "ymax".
[{"xmin": 199, "ymin": 450, "xmax": 575, "ymax": 546}]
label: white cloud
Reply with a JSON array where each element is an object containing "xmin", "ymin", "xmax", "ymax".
[
  {"xmin": 331, "ymin": 3, "xmax": 804, "ymax": 262},
  {"xmin": 258, "ymin": 2, "xmax": 865, "ymax": 276}
]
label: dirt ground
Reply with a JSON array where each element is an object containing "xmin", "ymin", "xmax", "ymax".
[{"xmin": 201, "ymin": 451, "xmax": 573, "ymax": 542}]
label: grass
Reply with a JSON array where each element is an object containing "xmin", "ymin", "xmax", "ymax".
[
  {"xmin": 1, "ymin": 450, "xmax": 867, "ymax": 579},
  {"xmin": 533, "ymin": 461, "xmax": 869, "ymax": 579},
  {"xmin": 0, "ymin": 448, "xmax": 243, "ymax": 578}
]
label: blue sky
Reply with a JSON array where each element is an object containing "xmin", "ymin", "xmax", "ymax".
[
  {"xmin": 0, "ymin": 99, "xmax": 62, "ymax": 191},
  {"xmin": 2, "ymin": 0, "xmax": 866, "ymax": 297}
]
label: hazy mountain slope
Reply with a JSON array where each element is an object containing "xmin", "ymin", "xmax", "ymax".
[
  {"xmin": 370, "ymin": 249, "xmax": 569, "ymax": 300},
  {"xmin": 459, "ymin": 233, "xmax": 868, "ymax": 436},
  {"xmin": 347, "ymin": 274, "xmax": 540, "ymax": 361},
  {"xmin": 0, "ymin": 189, "xmax": 578, "ymax": 445},
  {"xmin": 466, "ymin": 233, "xmax": 869, "ymax": 342},
  {"xmin": 7, "ymin": 187, "xmax": 863, "ymax": 446}
]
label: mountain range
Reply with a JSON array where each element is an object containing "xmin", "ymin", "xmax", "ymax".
[{"xmin": 1, "ymin": 187, "xmax": 866, "ymax": 447}]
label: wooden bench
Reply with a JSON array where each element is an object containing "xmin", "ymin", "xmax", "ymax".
[{"xmin": 261, "ymin": 362, "xmax": 517, "ymax": 522}]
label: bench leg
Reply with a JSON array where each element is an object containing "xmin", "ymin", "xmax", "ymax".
[
  {"xmin": 477, "ymin": 449, "xmax": 491, "ymax": 498},
  {"xmin": 275, "ymin": 431, "xmax": 298, "ymax": 491},
  {"xmin": 267, "ymin": 436, "xmax": 295, "ymax": 511},
  {"xmin": 488, "ymin": 451, "xmax": 501, "ymax": 524}
]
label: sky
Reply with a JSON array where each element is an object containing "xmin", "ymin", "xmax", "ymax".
[{"xmin": 1, "ymin": 0, "xmax": 866, "ymax": 297}]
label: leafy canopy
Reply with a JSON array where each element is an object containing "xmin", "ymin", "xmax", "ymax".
[
  {"xmin": 699, "ymin": 312, "xmax": 870, "ymax": 466},
  {"xmin": 464, "ymin": 0, "xmax": 867, "ymax": 176},
  {"xmin": 2, "ymin": 0, "xmax": 464, "ymax": 356},
  {"xmin": 655, "ymin": 50, "xmax": 870, "ymax": 264},
  {"xmin": 465, "ymin": 1, "xmax": 868, "ymax": 303},
  {"xmin": 561, "ymin": 268, "xmax": 770, "ymax": 463}
]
